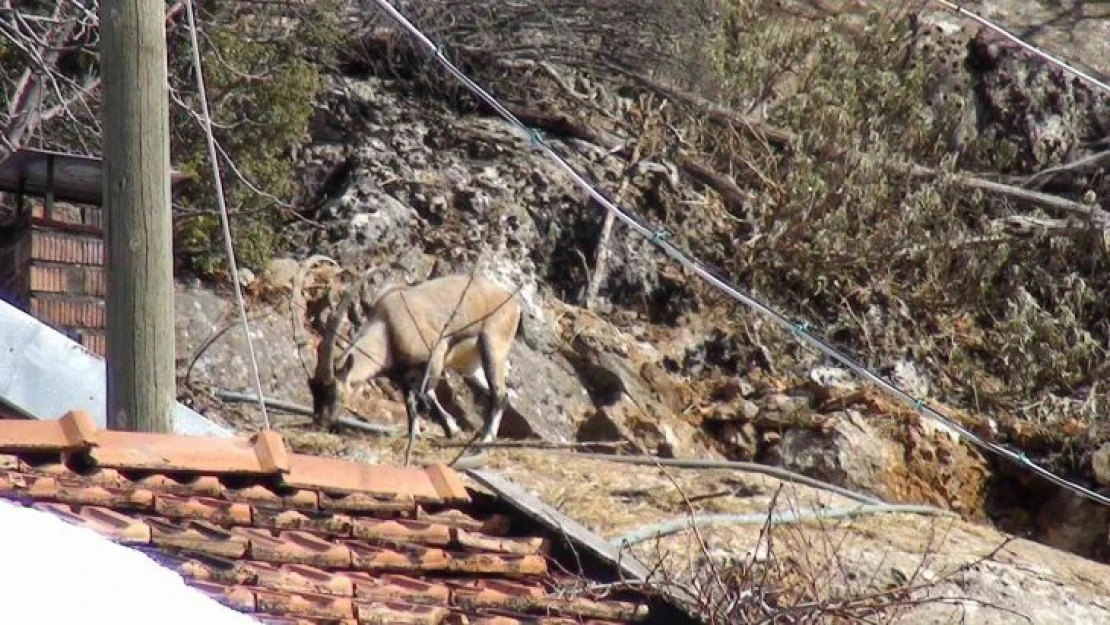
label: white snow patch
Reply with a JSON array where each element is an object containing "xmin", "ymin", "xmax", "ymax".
[{"xmin": 0, "ymin": 500, "xmax": 259, "ymax": 625}]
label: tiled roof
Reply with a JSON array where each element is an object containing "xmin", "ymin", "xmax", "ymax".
[{"xmin": 0, "ymin": 411, "xmax": 659, "ymax": 625}]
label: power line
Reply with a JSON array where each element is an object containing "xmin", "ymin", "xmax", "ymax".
[
  {"xmin": 930, "ymin": 0, "xmax": 1110, "ymax": 95},
  {"xmin": 182, "ymin": 0, "xmax": 272, "ymax": 430},
  {"xmin": 364, "ymin": 0, "xmax": 1110, "ymax": 507}
]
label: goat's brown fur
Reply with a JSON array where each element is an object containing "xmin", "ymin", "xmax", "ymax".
[{"xmin": 305, "ymin": 264, "xmax": 523, "ymax": 464}]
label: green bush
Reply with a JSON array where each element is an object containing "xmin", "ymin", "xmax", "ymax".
[{"xmin": 169, "ymin": 1, "xmax": 340, "ymax": 277}]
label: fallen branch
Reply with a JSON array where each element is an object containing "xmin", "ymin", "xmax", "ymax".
[
  {"xmin": 678, "ymin": 156, "xmax": 751, "ymax": 214},
  {"xmin": 432, "ymin": 439, "xmax": 630, "ymax": 450},
  {"xmin": 587, "ymin": 140, "xmax": 642, "ymax": 309},
  {"xmin": 215, "ymin": 389, "xmax": 314, "ymax": 415},
  {"xmin": 607, "ymin": 63, "xmax": 1110, "ymax": 226},
  {"xmin": 613, "ymin": 504, "xmax": 958, "ymax": 547},
  {"xmin": 214, "ymin": 389, "xmax": 401, "ymax": 436},
  {"xmin": 1021, "ymin": 149, "xmax": 1110, "ymax": 188},
  {"xmin": 495, "ymin": 102, "xmax": 752, "ymax": 215},
  {"xmin": 996, "ymin": 214, "xmax": 1087, "ymax": 237},
  {"xmin": 910, "ymin": 165, "xmax": 1110, "ymax": 224}
]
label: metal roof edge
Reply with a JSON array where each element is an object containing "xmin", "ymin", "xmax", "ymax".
[{"xmin": 0, "ymin": 298, "xmax": 232, "ymax": 438}]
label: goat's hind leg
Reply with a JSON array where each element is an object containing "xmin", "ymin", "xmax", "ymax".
[
  {"xmin": 475, "ymin": 333, "xmax": 513, "ymax": 444},
  {"xmin": 420, "ymin": 340, "xmax": 463, "ymax": 438}
]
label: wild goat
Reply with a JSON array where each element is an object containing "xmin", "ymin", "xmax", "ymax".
[{"xmin": 298, "ymin": 258, "xmax": 523, "ymax": 465}]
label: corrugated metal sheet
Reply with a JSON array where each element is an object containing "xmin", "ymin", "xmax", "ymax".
[{"xmin": 0, "ymin": 298, "xmax": 231, "ymax": 437}]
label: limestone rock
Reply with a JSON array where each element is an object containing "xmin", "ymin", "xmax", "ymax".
[
  {"xmin": 764, "ymin": 409, "xmax": 901, "ymax": 498},
  {"xmin": 1092, "ymin": 443, "xmax": 1110, "ymax": 487}
]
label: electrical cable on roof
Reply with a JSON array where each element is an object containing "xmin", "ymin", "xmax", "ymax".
[
  {"xmin": 363, "ymin": 0, "xmax": 1110, "ymax": 508},
  {"xmin": 182, "ymin": 0, "xmax": 272, "ymax": 430}
]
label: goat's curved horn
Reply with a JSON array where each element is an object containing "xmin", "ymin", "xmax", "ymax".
[
  {"xmin": 291, "ymin": 254, "xmax": 340, "ymax": 377},
  {"xmin": 313, "ymin": 263, "xmax": 393, "ymax": 391}
]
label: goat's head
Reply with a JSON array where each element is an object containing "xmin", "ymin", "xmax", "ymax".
[{"xmin": 308, "ymin": 263, "xmax": 391, "ymax": 429}]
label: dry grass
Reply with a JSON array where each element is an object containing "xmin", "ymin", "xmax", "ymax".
[{"xmin": 468, "ymin": 449, "xmax": 1110, "ymax": 623}]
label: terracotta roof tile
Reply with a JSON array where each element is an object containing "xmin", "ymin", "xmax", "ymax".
[
  {"xmin": 351, "ymin": 517, "xmax": 453, "ymax": 546},
  {"xmin": 32, "ymin": 501, "xmax": 153, "ymax": 543},
  {"xmin": 191, "ymin": 580, "xmax": 259, "ymax": 612},
  {"xmin": 450, "ymin": 578, "xmax": 548, "ymax": 613},
  {"xmin": 0, "ymin": 415, "xmax": 658, "ymax": 624},
  {"xmin": 148, "ymin": 518, "xmax": 250, "ymax": 558},
  {"xmin": 0, "ymin": 411, "xmax": 96, "ymax": 452},
  {"xmin": 353, "ymin": 600, "xmax": 450, "ymax": 625},
  {"xmin": 153, "ymin": 494, "xmax": 253, "ymax": 525},
  {"xmin": 345, "ymin": 540, "xmax": 452, "ymax": 573},
  {"xmin": 445, "ymin": 552, "xmax": 548, "ymax": 577},
  {"xmin": 0, "ymin": 415, "xmax": 471, "ymax": 506},
  {"xmin": 285, "ymin": 454, "xmax": 468, "ymax": 503},
  {"xmin": 253, "ymin": 615, "xmax": 356, "ymax": 625},
  {"xmin": 38, "ymin": 476, "xmax": 156, "ymax": 510},
  {"xmin": 253, "ymin": 587, "xmax": 356, "ymax": 620},
  {"xmin": 157, "ymin": 551, "xmax": 255, "ymax": 585},
  {"xmin": 91, "ymin": 429, "xmax": 289, "ymax": 475},
  {"xmin": 348, "ymin": 573, "xmax": 452, "ymax": 605},
  {"xmin": 317, "ymin": 489, "xmax": 415, "ymax": 514},
  {"xmin": 227, "ymin": 484, "xmax": 320, "ymax": 510},
  {"xmin": 252, "ymin": 506, "xmax": 354, "ymax": 535},
  {"xmin": 416, "ymin": 508, "xmax": 512, "ymax": 535},
  {"xmin": 424, "ymin": 463, "xmax": 467, "ymax": 501},
  {"xmin": 249, "ymin": 563, "xmax": 355, "ymax": 597},
  {"xmin": 135, "ymin": 473, "xmax": 227, "ymax": 498},
  {"xmin": 454, "ymin": 529, "xmax": 548, "ymax": 556}
]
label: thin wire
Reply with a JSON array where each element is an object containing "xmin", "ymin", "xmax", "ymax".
[
  {"xmin": 931, "ymin": 0, "xmax": 1110, "ymax": 95},
  {"xmin": 183, "ymin": 0, "xmax": 271, "ymax": 430},
  {"xmin": 614, "ymin": 503, "xmax": 958, "ymax": 547},
  {"xmin": 365, "ymin": 0, "xmax": 1110, "ymax": 507}
]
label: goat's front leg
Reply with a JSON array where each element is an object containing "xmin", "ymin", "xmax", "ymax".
[
  {"xmin": 403, "ymin": 386, "xmax": 422, "ymax": 468},
  {"xmin": 420, "ymin": 340, "xmax": 463, "ymax": 438},
  {"xmin": 425, "ymin": 387, "xmax": 463, "ymax": 438}
]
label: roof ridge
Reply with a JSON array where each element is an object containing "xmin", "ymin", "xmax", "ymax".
[{"xmin": 0, "ymin": 411, "xmax": 469, "ymax": 504}]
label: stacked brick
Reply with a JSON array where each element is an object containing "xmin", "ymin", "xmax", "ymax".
[{"xmin": 0, "ymin": 202, "xmax": 106, "ymax": 356}]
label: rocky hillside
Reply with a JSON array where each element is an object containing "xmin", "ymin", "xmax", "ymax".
[{"xmin": 157, "ymin": 0, "xmax": 1110, "ymax": 621}]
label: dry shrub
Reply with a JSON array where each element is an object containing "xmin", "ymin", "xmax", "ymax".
[
  {"xmin": 624, "ymin": 486, "xmax": 1016, "ymax": 624},
  {"xmin": 630, "ymin": 0, "xmax": 1110, "ymax": 441}
]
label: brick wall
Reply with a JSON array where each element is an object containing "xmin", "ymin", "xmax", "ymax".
[{"xmin": 0, "ymin": 213, "xmax": 107, "ymax": 357}]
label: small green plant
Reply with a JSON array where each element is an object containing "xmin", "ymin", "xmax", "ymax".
[{"xmin": 168, "ymin": 0, "xmax": 340, "ymax": 277}]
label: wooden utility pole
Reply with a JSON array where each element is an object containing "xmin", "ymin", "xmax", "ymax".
[{"xmin": 100, "ymin": 0, "xmax": 176, "ymax": 432}]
